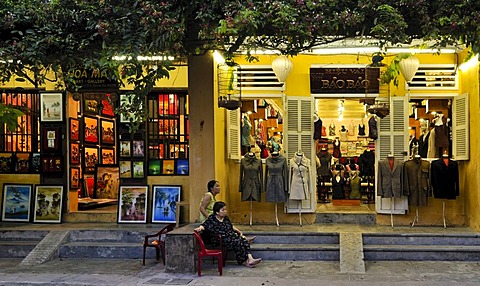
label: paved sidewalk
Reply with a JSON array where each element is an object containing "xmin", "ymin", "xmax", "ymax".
[{"xmin": 1, "ymin": 258, "xmax": 480, "ymax": 286}]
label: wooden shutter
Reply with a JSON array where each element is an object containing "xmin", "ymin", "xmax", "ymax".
[
  {"xmin": 284, "ymin": 96, "xmax": 316, "ymax": 213},
  {"xmin": 452, "ymin": 93, "xmax": 469, "ymax": 160},
  {"xmin": 375, "ymin": 96, "xmax": 409, "ymax": 214},
  {"xmin": 227, "ymin": 109, "xmax": 241, "ymax": 160}
]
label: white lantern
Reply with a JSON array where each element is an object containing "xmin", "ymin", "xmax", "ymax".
[
  {"xmin": 399, "ymin": 55, "xmax": 420, "ymax": 82},
  {"xmin": 271, "ymin": 56, "xmax": 293, "ymax": 82}
]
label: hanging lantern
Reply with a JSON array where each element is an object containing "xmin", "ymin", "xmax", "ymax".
[
  {"xmin": 271, "ymin": 56, "xmax": 293, "ymax": 82},
  {"xmin": 399, "ymin": 55, "xmax": 420, "ymax": 82},
  {"xmin": 217, "ymin": 63, "xmax": 242, "ymax": 110}
]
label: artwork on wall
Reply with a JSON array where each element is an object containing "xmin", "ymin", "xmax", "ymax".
[
  {"xmin": 94, "ymin": 165, "xmax": 120, "ymax": 199},
  {"xmin": 41, "ymin": 155, "xmax": 63, "ymax": 173},
  {"xmin": 70, "ymin": 143, "xmax": 80, "ymax": 165},
  {"xmin": 151, "ymin": 185, "xmax": 181, "ymax": 223},
  {"xmin": 117, "ymin": 186, "xmax": 148, "ymax": 223},
  {"xmin": 132, "ymin": 161, "xmax": 144, "ymax": 178},
  {"xmin": 42, "ymin": 126, "xmax": 62, "ymax": 153},
  {"xmin": 31, "ymin": 153, "xmax": 41, "ymax": 173},
  {"xmin": 70, "ymin": 167, "xmax": 80, "ymax": 189},
  {"xmin": 119, "ymin": 160, "xmax": 132, "ymax": 178},
  {"xmin": 15, "ymin": 153, "xmax": 30, "ymax": 173},
  {"xmin": 84, "ymin": 146, "xmax": 99, "ymax": 173},
  {"xmin": 176, "ymin": 159, "xmax": 189, "ymax": 175},
  {"xmin": 100, "ymin": 119, "xmax": 115, "ymax": 145},
  {"xmin": 132, "ymin": 140, "xmax": 144, "ymax": 157},
  {"xmin": 83, "ymin": 98, "xmax": 98, "ymax": 115},
  {"xmin": 1, "ymin": 184, "xmax": 33, "ymax": 222},
  {"xmin": 0, "ymin": 153, "xmax": 13, "ymax": 173},
  {"xmin": 100, "ymin": 147, "xmax": 115, "ymax": 165},
  {"xmin": 84, "ymin": 116, "xmax": 99, "ymax": 144},
  {"xmin": 33, "ymin": 185, "xmax": 64, "ymax": 223},
  {"xmin": 162, "ymin": 160, "xmax": 175, "ymax": 175},
  {"xmin": 69, "ymin": 118, "xmax": 80, "ymax": 141},
  {"xmin": 148, "ymin": 160, "xmax": 161, "ymax": 175},
  {"xmin": 40, "ymin": 92, "xmax": 63, "ymax": 122},
  {"xmin": 101, "ymin": 94, "xmax": 115, "ymax": 117},
  {"xmin": 119, "ymin": 141, "xmax": 131, "ymax": 157}
]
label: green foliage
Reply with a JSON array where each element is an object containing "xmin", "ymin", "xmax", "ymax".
[
  {"xmin": 0, "ymin": 103, "xmax": 24, "ymax": 132},
  {"xmin": 380, "ymin": 53, "xmax": 413, "ymax": 86}
]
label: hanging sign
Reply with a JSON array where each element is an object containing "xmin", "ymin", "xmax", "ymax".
[
  {"xmin": 310, "ymin": 67, "xmax": 380, "ymax": 94},
  {"xmin": 68, "ymin": 68, "xmax": 119, "ymax": 90}
]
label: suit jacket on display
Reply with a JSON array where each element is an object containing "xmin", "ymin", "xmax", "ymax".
[
  {"xmin": 403, "ymin": 158, "xmax": 431, "ymax": 207},
  {"xmin": 431, "ymin": 158, "xmax": 459, "ymax": 199},
  {"xmin": 377, "ymin": 158, "xmax": 404, "ymax": 198},
  {"xmin": 289, "ymin": 154, "xmax": 310, "ymax": 200},
  {"xmin": 265, "ymin": 154, "xmax": 289, "ymax": 203},
  {"xmin": 239, "ymin": 153, "xmax": 263, "ymax": 202}
]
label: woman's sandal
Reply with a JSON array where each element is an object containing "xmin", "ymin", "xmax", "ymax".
[{"xmin": 247, "ymin": 236, "xmax": 256, "ymax": 244}]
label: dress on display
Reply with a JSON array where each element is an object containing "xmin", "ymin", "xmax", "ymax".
[
  {"xmin": 358, "ymin": 150, "xmax": 375, "ymax": 177},
  {"xmin": 328, "ymin": 123, "xmax": 336, "ymax": 136},
  {"xmin": 201, "ymin": 215, "xmax": 252, "ymax": 265},
  {"xmin": 358, "ymin": 124, "xmax": 366, "ymax": 136},
  {"xmin": 316, "ymin": 150, "xmax": 333, "ymax": 178},
  {"xmin": 349, "ymin": 174, "xmax": 362, "ymax": 199},
  {"xmin": 431, "ymin": 158, "xmax": 459, "ymax": 199},
  {"xmin": 403, "ymin": 157, "xmax": 431, "ymax": 207},
  {"xmin": 418, "ymin": 131, "xmax": 430, "ymax": 158},
  {"xmin": 331, "ymin": 175, "xmax": 345, "ymax": 199},
  {"xmin": 289, "ymin": 153, "xmax": 310, "ymax": 200},
  {"xmin": 368, "ymin": 116, "xmax": 378, "ymax": 140},
  {"xmin": 241, "ymin": 115, "xmax": 252, "ymax": 147},
  {"xmin": 265, "ymin": 153, "xmax": 289, "ymax": 203},
  {"xmin": 239, "ymin": 153, "xmax": 263, "ymax": 202},
  {"xmin": 313, "ymin": 116, "xmax": 323, "ymax": 140},
  {"xmin": 377, "ymin": 157, "xmax": 404, "ymax": 198},
  {"xmin": 333, "ymin": 139, "xmax": 341, "ymax": 158}
]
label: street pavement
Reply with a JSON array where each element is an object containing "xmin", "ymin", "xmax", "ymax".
[{"xmin": 1, "ymin": 257, "xmax": 480, "ymax": 286}]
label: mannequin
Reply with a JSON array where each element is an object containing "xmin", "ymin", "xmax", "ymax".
[
  {"xmin": 348, "ymin": 171, "xmax": 362, "ymax": 199},
  {"xmin": 265, "ymin": 151, "xmax": 288, "ymax": 226},
  {"xmin": 241, "ymin": 114, "xmax": 253, "ymax": 154},
  {"xmin": 317, "ymin": 147, "xmax": 333, "ymax": 203},
  {"xmin": 368, "ymin": 114, "xmax": 378, "ymax": 140},
  {"xmin": 328, "ymin": 121, "xmax": 336, "ymax": 136},
  {"xmin": 377, "ymin": 154, "xmax": 404, "ymax": 198},
  {"xmin": 358, "ymin": 118, "xmax": 366, "ymax": 136},
  {"xmin": 313, "ymin": 112, "xmax": 323, "ymax": 140},
  {"xmin": 289, "ymin": 151, "xmax": 310, "ymax": 226},
  {"xmin": 418, "ymin": 126, "xmax": 430, "ymax": 158},
  {"xmin": 331, "ymin": 169, "xmax": 345, "ymax": 200},
  {"xmin": 339, "ymin": 125, "xmax": 348, "ymax": 141},
  {"xmin": 434, "ymin": 112, "xmax": 450, "ymax": 155},
  {"xmin": 333, "ymin": 137, "xmax": 341, "ymax": 158}
]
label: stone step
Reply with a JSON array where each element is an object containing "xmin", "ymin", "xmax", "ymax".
[
  {"xmin": 250, "ymin": 243, "xmax": 339, "ymax": 261},
  {"xmin": 0, "ymin": 241, "xmax": 39, "ymax": 258},
  {"xmin": 316, "ymin": 213, "xmax": 376, "ymax": 225},
  {"xmin": 0, "ymin": 230, "xmax": 49, "ymax": 241},
  {"xmin": 363, "ymin": 245, "xmax": 480, "ymax": 261},
  {"xmin": 245, "ymin": 232, "xmax": 339, "ymax": 244},
  {"xmin": 68, "ymin": 230, "xmax": 149, "ymax": 243},
  {"xmin": 59, "ymin": 241, "xmax": 144, "ymax": 259},
  {"xmin": 363, "ymin": 233, "xmax": 480, "ymax": 245}
]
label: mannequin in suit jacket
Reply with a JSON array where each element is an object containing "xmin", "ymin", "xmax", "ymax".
[{"xmin": 377, "ymin": 155, "xmax": 404, "ymax": 198}]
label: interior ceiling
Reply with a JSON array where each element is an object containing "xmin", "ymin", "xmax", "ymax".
[{"xmin": 316, "ymin": 98, "xmax": 367, "ymax": 120}]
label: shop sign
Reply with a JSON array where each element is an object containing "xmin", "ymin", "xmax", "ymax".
[
  {"xmin": 310, "ymin": 67, "xmax": 380, "ymax": 94},
  {"xmin": 68, "ymin": 68, "xmax": 119, "ymax": 90}
]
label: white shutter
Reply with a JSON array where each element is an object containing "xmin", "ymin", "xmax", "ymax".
[
  {"xmin": 227, "ymin": 109, "xmax": 241, "ymax": 160},
  {"xmin": 375, "ymin": 96, "xmax": 409, "ymax": 214},
  {"xmin": 452, "ymin": 93, "xmax": 469, "ymax": 160},
  {"xmin": 284, "ymin": 96, "xmax": 316, "ymax": 213}
]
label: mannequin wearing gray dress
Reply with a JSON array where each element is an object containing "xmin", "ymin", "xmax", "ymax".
[
  {"xmin": 239, "ymin": 153, "xmax": 263, "ymax": 202},
  {"xmin": 265, "ymin": 153, "xmax": 289, "ymax": 203}
]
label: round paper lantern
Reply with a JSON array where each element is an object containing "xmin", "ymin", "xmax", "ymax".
[
  {"xmin": 272, "ymin": 56, "xmax": 293, "ymax": 82},
  {"xmin": 399, "ymin": 55, "xmax": 420, "ymax": 82}
]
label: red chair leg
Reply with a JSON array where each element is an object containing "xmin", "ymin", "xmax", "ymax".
[
  {"xmin": 198, "ymin": 256, "xmax": 202, "ymax": 276},
  {"xmin": 218, "ymin": 255, "xmax": 223, "ymax": 276}
]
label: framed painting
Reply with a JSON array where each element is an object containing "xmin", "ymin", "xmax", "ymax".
[
  {"xmin": 148, "ymin": 159, "xmax": 161, "ymax": 175},
  {"xmin": 100, "ymin": 119, "xmax": 115, "ymax": 145},
  {"xmin": 120, "ymin": 140, "xmax": 131, "ymax": 157},
  {"xmin": 41, "ymin": 155, "xmax": 63, "ymax": 173},
  {"xmin": 132, "ymin": 140, "xmax": 144, "ymax": 157},
  {"xmin": 117, "ymin": 186, "xmax": 148, "ymax": 223},
  {"xmin": 70, "ymin": 167, "xmax": 80, "ymax": 189},
  {"xmin": 176, "ymin": 159, "xmax": 189, "ymax": 175},
  {"xmin": 132, "ymin": 161, "xmax": 144, "ymax": 178},
  {"xmin": 83, "ymin": 98, "xmax": 98, "ymax": 115},
  {"xmin": 84, "ymin": 146, "xmax": 99, "ymax": 173},
  {"xmin": 42, "ymin": 126, "xmax": 61, "ymax": 152},
  {"xmin": 70, "ymin": 143, "xmax": 80, "ymax": 165},
  {"xmin": 31, "ymin": 153, "xmax": 41, "ymax": 173},
  {"xmin": 0, "ymin": 153, "xmax": 14, "ymax": 173},
  {"xmin": 94, "ymin": 165, "xmax": 120, "ymax": 199},
  {"xmin": 15, "ymin": 152, "xmax": 30, "ymax": 173},
  {"xmin": 151, "ymin": 185, "xmax": 181, "ymax": 223},
  {"xmin": 1, "ymin": 184, "xmax": 33, "ymax": 222},
  {"xmin": 84, "ymin": 116, "xmax": 99, "ymax": 144},
  {"xmin": 101, "ymin": 94, "xmax": 115, "ymax": 117},
  {"xmin": 40, "ymin": 92, "xmax": 63, "ymax": 122},
  {"xmin": 69, "ymin": 118, "xmax": 80, "ymax": 141},
  {"xmin": 100, "ymin": 147, "xmax": 115, "ymax": 164},
  {"xmin": 33, "ymin": 185, "xmax": 64, "ymax": 223},
  {"xmin": 162, "ymin": 160, "xmax": 175, "ymax": 175},
  {"xmin": 119, "ymin": 160, "xmax": 132, "ymax": 178}
]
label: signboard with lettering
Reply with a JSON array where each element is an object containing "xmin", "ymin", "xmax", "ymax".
[
  {"xmin": 310, "ymin": 67, "xmax": 380, "ymax": 94},
  {"xmin": 68, "ymin": 69, "xmax": 119, "ymax": 91}
]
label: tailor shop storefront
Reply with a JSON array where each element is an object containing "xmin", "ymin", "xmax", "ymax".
[
  {"xmin": 221, "ymin": 50, "xmax": 474, "ymax": 228},
  {"xmin": 0, "ymin": 50, "xmax": 478, "ymax": 230}
]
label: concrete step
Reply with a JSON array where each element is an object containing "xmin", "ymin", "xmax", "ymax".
[
  {"xmin": 67, "ymin": 229, "xmax": 149, "ymax": 243},
  {"xmin": 59, "ymin": 241, "xmax": 144, "ymax": 259},
  {"xmin": 247, "ymin": 232, "xmax": 339, "ymax": 244},
  {"xmin": 251, "ymin": 243, "xmax": 339, "ymax": 261},
  {"xmin": 316, "ymin": 213, "xmax": 376, "ymax": 225},
  {"xmin": 363, "ymin": 233, "xmax": 480, "ymax": 261},
  {"xmin": 0, "ymin": 230, "xmax": 48, "ymax": 258}
]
